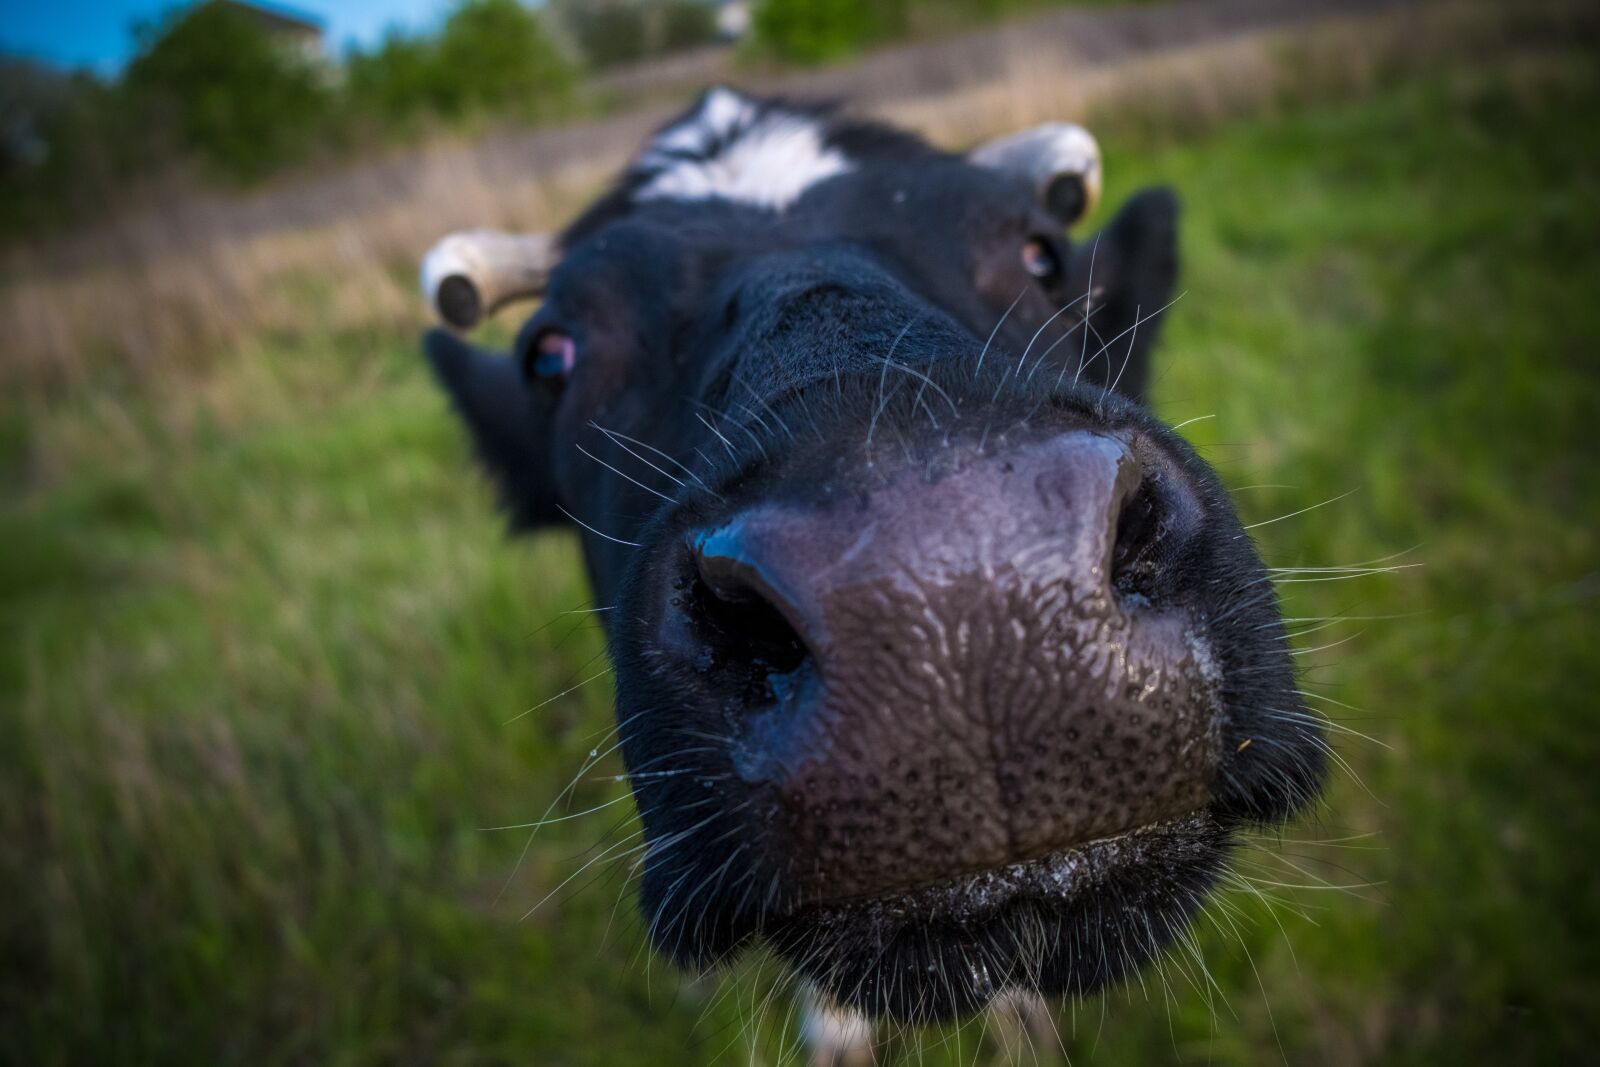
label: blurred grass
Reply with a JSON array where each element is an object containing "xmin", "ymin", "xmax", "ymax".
[{"xmin": 2, "ymin": 27, "xmax": 1599, "ymax": 1067}]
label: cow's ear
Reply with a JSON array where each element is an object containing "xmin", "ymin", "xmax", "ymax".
[
  {"xmin": 423, "ymin": 328, "xmax": 564, "ymax": 533},
  {"xmin": 1065, "ymin": 186, "xmax": 1179, "ymax": 404}
]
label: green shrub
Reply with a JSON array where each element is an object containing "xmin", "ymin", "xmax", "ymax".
[
  {"xmin": 559, "ymin": 0, "xmax": 650, "ymax": 69},
  {"xmin": 0, "ymin": 65, "xmax": 151, "ymax": 233},
  {"xmin": 431, "ymin": 0, "xmax": 575, "ymax": 117},
  {"xmin": 123, "ymin": 1, "xmax": 332, "ymax": 180},
  {"xmin": 751, "ymin": 0, "xmax": 910, "ymax": 64},
  {"xmin": 553, "ymin": 0, "xmax": 719, "ymax": 70},
  {"xmin": 346, "ymin": 33, "xmax": 438, "ymax": 128},
  {"xmin": 658, "ymin": 0, "xmax": 720, "ymax": 52},
  {"xmin": 348, "ymin": 0, "xmax": 574, "ymax": 125}
]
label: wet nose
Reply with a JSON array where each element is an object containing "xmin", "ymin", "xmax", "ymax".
[{"xmin": 684, "ymin": 432, "xmax": 1220, "ymax": 901}]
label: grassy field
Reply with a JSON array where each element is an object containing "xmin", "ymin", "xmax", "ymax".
[{"xmin": 3, "ymin": 24, "xmax": 1598, "ymax": 1067}]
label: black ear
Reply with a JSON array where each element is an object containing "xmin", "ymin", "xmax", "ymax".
[
  {"xmin": 1065, "ymin": 187, "xmax": 1179, "ymax": 404},
  {"xmin": 423, "ymin": 328, "xmax": 563, "ymax": 532}
]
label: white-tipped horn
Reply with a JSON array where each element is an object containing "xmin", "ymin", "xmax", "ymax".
[
  {"xmin": 969, "ymin": 123, "xmax": 1102, "ymax": 226},
  {"xmin": 420, "ymin": 229, "xmax": 558, "ymax": 330}
]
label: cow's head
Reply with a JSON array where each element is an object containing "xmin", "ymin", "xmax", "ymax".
[{"xmin": 422, "ymin": 88, "xmax": 1325, "ymax": 1024}]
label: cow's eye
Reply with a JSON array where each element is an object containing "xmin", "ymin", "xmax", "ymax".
[
  {"xmin": 1021, "ymin": 237, "xmax": 1061, "ymax": 281},
  {"xmin": 527, "ymin": 328, "xmax": 577, "ymax": 382}
]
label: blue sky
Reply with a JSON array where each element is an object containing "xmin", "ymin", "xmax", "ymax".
[{"xmin": 0, "ymin": 0, "xmax": 458, "ymax": 73}]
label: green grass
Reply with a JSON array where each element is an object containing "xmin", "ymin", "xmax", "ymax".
[{"xmin": 3, "ymin": 44, "xmax": 1598, "ymax": 1067}]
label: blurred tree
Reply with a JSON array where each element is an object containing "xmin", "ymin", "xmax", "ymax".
[
  {"xmin": 552, "ymin": 0, "xmax": 719, "ymax": 70},
  {"xmin": 0, "ymin": 59, "xmax": 66, "ymax": 178},
  {"xmin": 346, "ymin": 32, "xmax": 438, "ymax": 128},
  {"xmin": 751, "ymin": 0, "xmax": 909, "ymax": 64},
  {"xmin": 348, "ymin": 0, "xmax": 574, "ymax": 124},
  {"xmin": 553, "ymin": 0, "xmax": 648, "ymax": 69},
  {"xmin": 123, "ymin": 1, "xmax": 331, "ymax": 180},
  {"xmin": 0, "ymin": 62, "xmax": 136, "ymax": 233},
  {"xmin": 431, "ymin": 0, "xmax": 574, "ymax": 117},
  {"xmin": 657, "ymin": 0, "xmax": 720, "ymax": 53}
]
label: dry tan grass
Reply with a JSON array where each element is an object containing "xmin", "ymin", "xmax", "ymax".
[{"xmin": 0, "ymin": 0, "xmax": 1580, "ymax": 398}]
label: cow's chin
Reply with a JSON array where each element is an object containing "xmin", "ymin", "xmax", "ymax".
[{"xmin": 755, "ymin": 812, "xmax": 1231, "ymax": 1025}]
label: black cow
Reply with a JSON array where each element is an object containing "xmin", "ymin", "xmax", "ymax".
[{"xmin": 420, "ymin": 87, "xmax": 1326, "ymax": 1038}]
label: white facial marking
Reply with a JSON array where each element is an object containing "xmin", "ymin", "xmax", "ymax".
[
  {"xmin": 636, "ymin": 87, "xmax": 853, "ymax": 212},
  {"xmin": 648, "ymin": 86, "xmax": 755, "ymax": 157}
]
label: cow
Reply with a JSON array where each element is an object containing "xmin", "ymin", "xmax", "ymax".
[{"xmin": 419, "ymin": 86, "xmax": 1327, "ymax": 1060}]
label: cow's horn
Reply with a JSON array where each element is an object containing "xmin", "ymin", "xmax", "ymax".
[
  {"xmin": 421, "ymin": 230, "xmax": 558, "ymax": 330},
  {"xmin": 969, "ymin": 123, "xmax": 1102, "ymax": 227}
]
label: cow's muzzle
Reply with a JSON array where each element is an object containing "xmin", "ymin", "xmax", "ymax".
[{"xmin": 662, "ymin": 430, "xmax": 1221, "ymax": 905}]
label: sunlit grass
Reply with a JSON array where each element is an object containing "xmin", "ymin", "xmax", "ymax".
[{"xmin": 2, "ymin": 37, "xmax": 1597, "ymax": 1067}]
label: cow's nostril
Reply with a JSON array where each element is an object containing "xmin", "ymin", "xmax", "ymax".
[
  {"xmin": 689, "ymin": 534, "xmax": 811, "ymax": 678},
  {"xmin": 1110, "ymin": 460, "xmax": 1201, "ymax": 601},
  {"xmin": 1111, "ymin": 477, "xmax": 1163, "ymax": 596}
]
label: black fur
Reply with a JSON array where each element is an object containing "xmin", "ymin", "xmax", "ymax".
[{"xmin": 424, "ymin": 330, "xmax": 563, "ymax": 530}]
